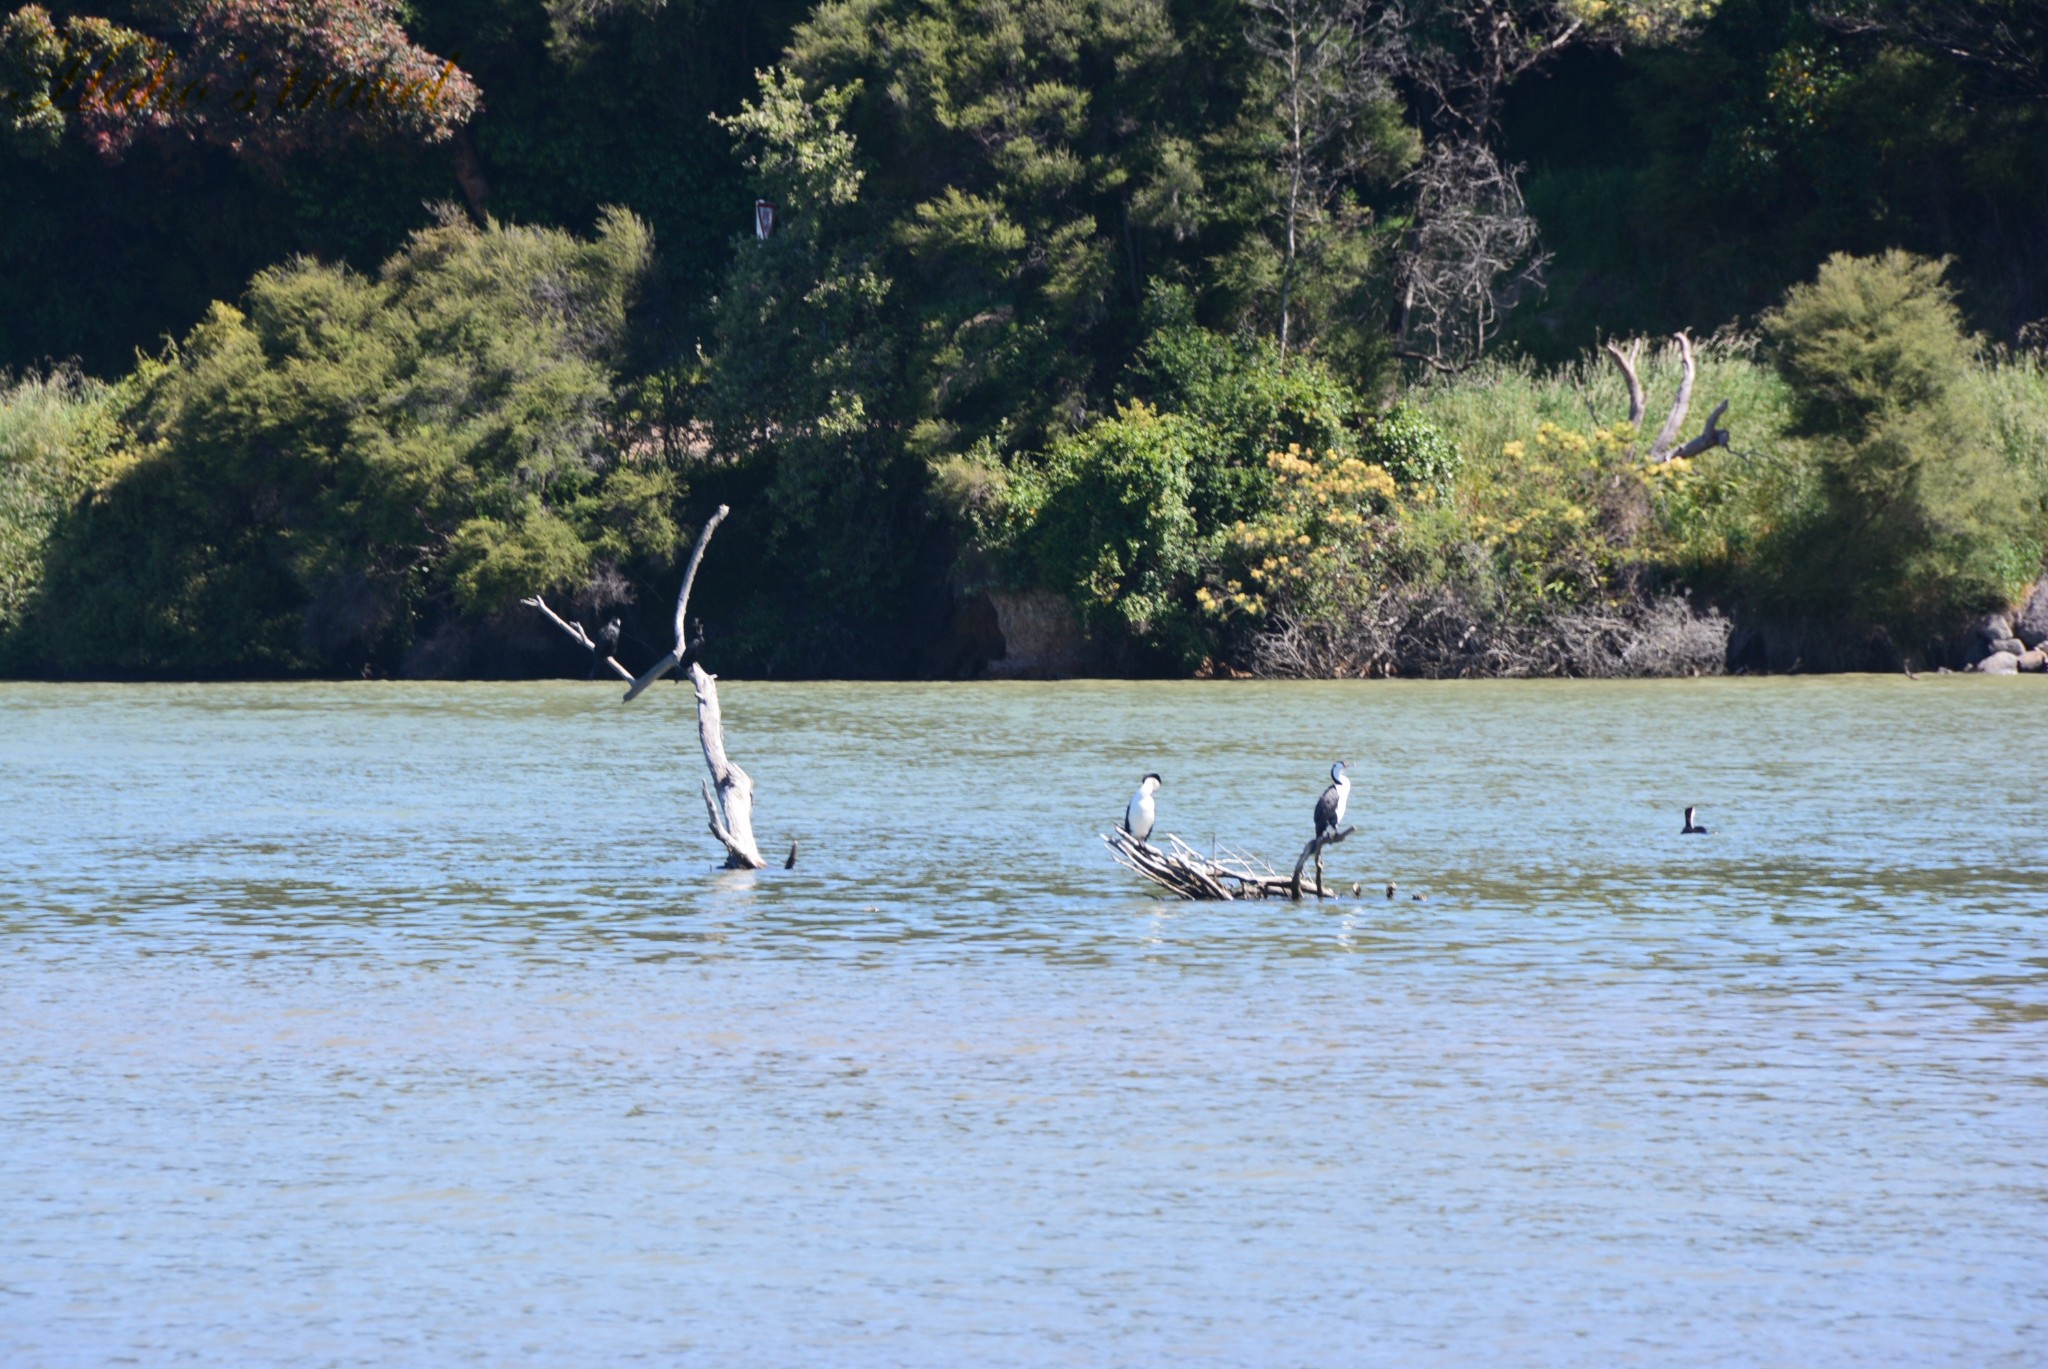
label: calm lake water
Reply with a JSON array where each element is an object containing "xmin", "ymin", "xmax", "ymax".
[{"xmin": 2, "ymin": 678, "xmax": 2045, "ymax": 1365}]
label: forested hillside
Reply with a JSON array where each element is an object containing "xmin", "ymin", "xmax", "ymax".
[{"xmin": 3, "ymin": 0, "xmax": 2046, "ymax": 677}]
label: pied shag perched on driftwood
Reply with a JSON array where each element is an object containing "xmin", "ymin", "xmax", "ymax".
[
  {"xmin": 1101, "ymin": 764, "xmax": 1356, "ymax": 903},
  {"xmin": 1124, "ymin": 773, "xmax": 1162, "ymax": 845},
  {"xmin": 1313, "ymin": 761, "xmax": 1350, "ymax": 839}
]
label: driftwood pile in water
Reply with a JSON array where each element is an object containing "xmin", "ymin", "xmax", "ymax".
[{"xmin": 1103, "ymin": 824, "xmax": 1353, "ymax": 901}]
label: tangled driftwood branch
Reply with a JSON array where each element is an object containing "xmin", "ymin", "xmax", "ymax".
[
  {"xmin": 1247, "ymin": 591, "xmax": 1730, "ymax": 680},
  {"xmin": 1103, "ymin": 827, "xmax": 1350, "ymax": 901}
]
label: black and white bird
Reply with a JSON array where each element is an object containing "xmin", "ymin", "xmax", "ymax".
[
  {"xmin": 1314, "ymin": 761, "xmax": 1350, "ymax": 839},
  {"xmin": 1682, "ymin": 805, "xmax": 1710, "ymax": 835},
  {"xmin": 1124, "ymin": 773, "xmax": 1163, "ymax": 844}
]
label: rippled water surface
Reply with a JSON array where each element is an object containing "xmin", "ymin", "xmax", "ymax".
[{"xmin": 3, "ymin": 678, "xmax": 2045, "ymax": 1365}]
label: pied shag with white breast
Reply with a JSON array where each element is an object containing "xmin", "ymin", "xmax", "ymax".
[
  {"xmin": 1682, "ymin": 805, "xmax": 1709, "ymax": 835},
  {"xmin": 1314, "ymin": 761, "xmax": 1350, "ymax": 839},
  {"xmin": 1124, "ymin": 773, "xmax": 1163, "ymax": 844}
]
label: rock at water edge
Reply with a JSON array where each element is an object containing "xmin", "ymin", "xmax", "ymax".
[{"xmin": 2015, "ymin": 578, "xmax": 2048, "ymax": 649}]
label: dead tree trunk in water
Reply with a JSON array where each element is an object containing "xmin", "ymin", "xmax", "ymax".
[
  {"xmin": 523, "ymin": 502, "xmax": 776, "ymax": 871},
  {"xmin": 689, "ymin": 658, "xmax": 765, "ymax": 869},
  {"xmin": 644, "ymin": 505, "xmax": 766, "ymax": 869}
]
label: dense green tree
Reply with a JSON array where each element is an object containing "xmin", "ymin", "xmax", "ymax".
[
  {"xmin": 1003, "ymin": 400, "xmax": 1204, "ymax": 664},
  {"xmin": 0, "ymin": 0, "xmax": 804, "ymax": 375},
  {"xmin": 1232, "ymin": 0, "xmax": 1417, "ymax": 365},
  {"xmin": 9, "ymin": 209, "xmax": 668, "ymax": 676},
  {"xmin": 1513, "ymin": 0, "xmax": 2048, "ymax": 352},
  {"xmin": 1761, "ymin": 250, "xmax": 2033, "ymax": 656},
  {"xmin": 700, "ymin": 70, "xmax": 915, "ymax": 670}
]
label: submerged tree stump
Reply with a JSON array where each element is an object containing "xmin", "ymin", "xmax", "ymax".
[{"xmin": 689, "ymin": 659, "xmax": 765, "ymax": 869}]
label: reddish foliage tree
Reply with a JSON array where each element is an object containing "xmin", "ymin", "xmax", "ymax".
[{"xmin": 2, "ymin": 0, "xmax": 478, "ymax": 161}]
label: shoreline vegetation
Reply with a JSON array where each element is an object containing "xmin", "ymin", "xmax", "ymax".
[
  {"xmin": 5, "ymin": 243, "xmax": 2046, "ymax": 682},
  {"xmin": 3, "ymin": 1, "xmax": 2047, "ymax": 682}
]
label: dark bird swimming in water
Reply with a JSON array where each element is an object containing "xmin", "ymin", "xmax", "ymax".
[
  {"xmin": 1124, "ymin": 773, "xmax": 1162, "ymax": 844},
  {"xmin": 1682, "ymin": 805, "xmax": 1710, "ymax": 835},
  {"xmin": 1314, "ymin": 761, "xmax": 1350, "ymax": 839}
]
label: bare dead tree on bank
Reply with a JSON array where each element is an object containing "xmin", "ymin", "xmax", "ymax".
[
  {"xmin": 1378, "ymin": 0, "xmax": 1580, "ymax": 372},
  {"xmin": 1601, "ymin": 332, "xmax": 1732, "ymax": 461},
  {"xmin": 524, "ymin": 504, "xmax": 778, "ymax": 870},
  {"xmin": 1396, "ymin": 140, "xmax": 1546, "ymax": 370},
  {"xmin": 1384, "ymin": 0, "xmax": 1595, "ymax": 143},
  {"xmin": 1382, "ymin": 1, "xmax": 1709, "ymax": 371}
]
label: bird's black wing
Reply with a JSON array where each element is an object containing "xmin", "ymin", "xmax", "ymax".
[{"xmin": 1313, "ymin": 786, "xmax": 1339, "ymax": 835}]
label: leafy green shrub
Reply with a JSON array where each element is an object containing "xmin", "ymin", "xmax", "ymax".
[
  {"xmin": 1362, "ymin": 406, "xmax": 1459, "ymax": 493},
  {"xmin": 0, "ymin": 367, "xmax": 119, "ymax": 649},
  {"xmin": 1199, "ymin": 445, "xmax": 1398, "ymax": 626},
  {"xmin": 1129, "ymin": 292, "xmax": 1367, "ymax": 523},
  {"xmin": 1002, "ymin": 401, "xmax": 1204, "ymax": 663},
  {"xmin": 1399, "ymin": 341, "xmax": 1800, "ymax": 612},
  {"xmin": 1762, "ymin": 250, "xmax": 2032, "ymax": 648},
  {"xmin": 17, "ymin": 209, "xmax": 667, "ymax": 676}
]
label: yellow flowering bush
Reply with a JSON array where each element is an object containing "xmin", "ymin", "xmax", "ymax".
[
  {"xmin": 1198, "ymin": 444, "xmax": 1397, "ymax": 621},
  {"xmin": 1468, "ymin": 421, "xmax": 1646, "ymax": 609}
]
